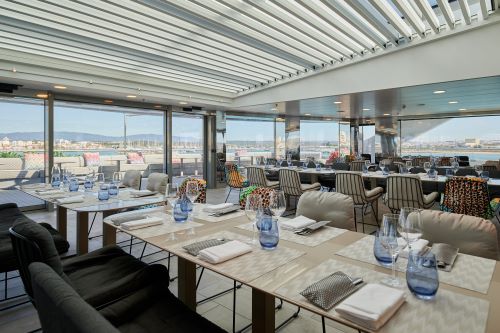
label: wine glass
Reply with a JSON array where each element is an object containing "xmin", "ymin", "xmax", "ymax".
[
  {"xmin": 51, "ymin": 165, "xmax": 61, "ymax": 188},
  {"xmin": 269, "ymin": 190, "xmax": 286, "ymax": 218},
  {"xmin": 245, "ymin": 194, "xmax": 262, "ymax": 244},
  {"xmin": 475, "ymin": 164, "xmax": 483, "ymax": 177},
  {"xmin": 112, "ymin": 172, "xmax": 121, "ymax": 184},
  {"xmin": 185, "ymin": 181, "xmax": 199, "ymax": 203},
  {"xmin": 165, "ymin": 183, "xmax": 178, "ymax": 209},
  {"xmin": 303, "ymin": 157, "xmax": 309, "ymax": 169},
  {"xmin": 286, "ymin": 154, "xmax": 292, "ymax": 167},
  {"xmin": 378, "ymin": 214, "xmax": 403, "ymax": 288},
  {"xmin": 398, "ymin": 207, "xmax": 423, "ymax": 252},
  {"xmin": 451, "ymin": 161, "xmax": 460, "ymax": 175},
  {"xmin": 423, "ymin": 162, "xmax": 431, "ymax": 175},
  {"xmin": 96, "ymin": 172, "xmax": 105, "ymax": 186},
  {"xmin": 406, "ymin": 160, "xmax": 412, "ymax": 170}
]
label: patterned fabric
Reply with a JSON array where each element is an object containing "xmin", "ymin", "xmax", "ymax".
[
  {"xmin": 178, "ymin": 177, "xmax": 207, "ymax": 203},
  {"xmin": 127, "ymin": 152, "xmax": 145, "ymax": 164},
  {"xmin": 239, "ymin": 186, "xmax": 276, "ymax": 209},
  {"xmin": 440, "ymin": 176, "xmax": 493, "ymax": 219},
  {"xmin": 82, "ymin": 152, "xmax": 100, "ymax": 166},
  {"xmin": 23, "ymin": 153, "xmax": 45, "ymax": 170},
  {"xmin": 384, "ymin": 175, "xmax": 436, "ymax": 211},
  {"xmin": 225, "ymin": 162, "xmax": 249, "ymax": 189}
]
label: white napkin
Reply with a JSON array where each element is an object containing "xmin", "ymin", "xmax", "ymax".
[
  {"xmin": 37, "ymin": 189, "xmax": 64, "ymax": 195},
  {"xmin": 375, "ymin": 170, "xmax": 383, "ymax": 175},
  {"xmin": 417, "ymin": 172, "xmax": 428, "ymax": 178},
  {"xmin": 111, "ymin": 213, "xmax": 148, "ymax": 225},
  {"xmin": 397, "ymin": 238, "xmax": 429, "ymax": 258},
  {"xmin": 336, "ymin": 283, "xmax": 406, "ymax": 331},
  {"xmin": 203, "ymin": 203, "xmax": 234, "ymax": 213},
  {"xmin": 121, "ymin": 217, "xmax": 163, "ymax": 230},
  {"xmin": 198, "ymin": 240, "xmax": 252, "ymax": 264},
  {"xmin": 55, "ymin": 195, "xmax": 85, "ymax": 204},
  {"xmin": 280, "ymin": 215, "xmax": 316, "ymax": 231},
  {"xmin": 129, "ymin": 190, "xmax": 156, "ymax": 197}
]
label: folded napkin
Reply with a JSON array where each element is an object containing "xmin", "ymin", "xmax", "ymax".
[
  {"xmin": 202, "ymin": 203, "xmax": 235, "ymax": 213},
  {"xmin": 121, "ymin": 217, "xmax": 163, "ymax": 230},
  {"xmin": 111, "ymin": 213, "xmax": 148, "ymax": 226},
  {"xmin": 336, "ymin": 283, "xmax": 406, "ymax": 331},
  {"xmin": 55, "ymin": 195, "xmax": 85, "ymax": 204},
  {"xmin": 183, "ymin": 238, "xmax": 231, "ymax": 256},
  {"xmin": 280, "ymin": 215, "xmax": 316, "ymax": 231},
  {"xmin": 37, "ymin": 189, "xmax": 64, "ymax": 195},
  {"xmin": 396, "ymin": 238, "xmax": 429, "ymax": 259},
  {"xmin": 417, "ymin": 172, "xmax": 428, "ymax": 178},
  {"xmin": 198, "ymin": 240, "xmax": 252, "ymax": 264},
  {"xmin": 129, "ymin": 190, "xmax": 157, "ymax": 197},
  {"xmin": 431, "ymin": 243, "xmax": 459, "ymax": 272}
]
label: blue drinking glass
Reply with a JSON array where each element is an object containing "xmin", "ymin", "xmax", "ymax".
[
  {"xmin": 373, "ymin": 229, "xmax": 394, "ymax": 268},
  {"xmin": 69, "ymin": 178, "xmax": 79, "ymax": 192},
  {"xmin": 445, "ymin": 168, "xmax": 454, "ymax": 178},
  {"xmin": 98, "ymin": 184, "xmax": 109, "ymax": 201},
  {"xmin": 382, "ymin": 166, "xmax": 389, "ymax": 175},
  {"xmin": 315, "ymin": 163, "xmax": 321, "ymax": 171},
  {"xmin": 108, "ymin": 182, "xmax": 119, "ymax": 196},
  {"xmin": 362, "ymin": 164, "xmax": 368, "ymax": 174},
  {"xmin": 481, "ymin": 171, "xmax": 490, "ymax": 181},
  {"xmin": 406, "ymin": 251, "xmax": 439, "ymax": 300},
  {"xmin": 259, "ymin": 216, "xmax": 279, "ymax": 250},
  {"xmin": 84, "ymin": 178, "xmax": 94, "ymax": 191},
  {"xmin": 51, "ymin": 175, "xmax": 61, "ymax": 188},
  {"xmin": 173, "ymin": 201, "xmax": 188, "ymax": 223}
]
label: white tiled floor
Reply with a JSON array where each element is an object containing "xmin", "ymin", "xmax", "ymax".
[{"xmin": 0, "ymin": 187, "xmax": 385, "ymax": 333}]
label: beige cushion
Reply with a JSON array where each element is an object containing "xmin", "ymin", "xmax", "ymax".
[
  {"xmin": 266, "ymin": 180, "xmax": 279, "ymax": 188},
  {"xmin": 296, "ymin": 191, "xmax": 355, "ymax": 231},
  {"xmin": 301, "ymin": 182, "xmax": 321, "ymax": 191},
  {"xmin": 0, "ymin": 158, "xmax": 23, "ymax": 170},
  {"xmin": 146, "ymin": 173, "xmax": 168, "ymax": 194},
  {"xmin": 416, "ymin": 210, "xmax": 499, "ymax": 260},
  {"xmin": 122, "ymin": 170, "xmax": 142, "ymax": 190}
]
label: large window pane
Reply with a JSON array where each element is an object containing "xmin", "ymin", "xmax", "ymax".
[
  {"xmin": 0, "ymin": 97, "xmax": 45, "ymax": 208},
  {"xmin": 300, "ymin": 120, "xmax": 339, "ymax": 163},
  {"xmin": 54, "ymin": 102, "xmax": 164, "ymax": 180},
  {"xmin": 172, "ymin": 113, "xmax": 204, "ymax": 176},
  {"xmin": 226, "ymin": 116, "xmax": 275, "ymax": 166},
  {"xmin": 400, "ymin": 116, "xmax": 500, "ymax": 165}
]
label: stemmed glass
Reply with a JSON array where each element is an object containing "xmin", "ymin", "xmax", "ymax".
[
  {"xmin": 378, "ymin": 214, "xmax": 403, "ymax": 288},
  {"xmin": 245, "ymin": 194, "xmax": 262, "ymax": 245},
  {"xmin": 269, "ymin": 190, "xmax": 286, "ymax": 218},
  {"xmin": 406, "ymin": 160, "xmax": 412, "ymax": 170},
  {"xmin": 303, "ymin": 157, "xmax": 309, "ymax": 169},
  {"xmin": 398, "ymin": 207, "xmax": 423, "ymax": 252},
  {"xmin": 185, "ymin": 181, "xmax": 199, "ymax": 204},
  {"xmin": 286, "ymin": 154, "xmax": 292, "ymax": 168},
  {"xmin": 451, "ymin": 161, "xmax": 460, "ymax": 175},
  {"xmin": 423, "ymin": 162, "xmax": 431, "ymax": 175},
  {"xmin": 165, "ymin": 183, "xmax": 178, "ymax": 209},
  {"xmin": 475, "ymin": 164, "xmax": 483, "ymax": 177},
  {"xmin": 51, "ymin": 166, "xmax": 61, "ymax": 188}
]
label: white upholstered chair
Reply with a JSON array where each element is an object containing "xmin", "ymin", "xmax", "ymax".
[
  {"xmin": 384, "ymin": 174, "xmax": 438, "ymax": 213},
  {"xmin": 246, "ymin": 166, "xmax": 279, "ymax": 189},
  {"xmin": 146, "ymin": 173, "xmax": 168, "ymax": 194},
  {"xmin": 120, "ymin": 170, "xmax": 142, "ymax": 190}
]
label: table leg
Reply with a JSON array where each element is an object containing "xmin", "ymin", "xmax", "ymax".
[
  {"xmin": 252, "ymin": 288, "xmax": 275, "ymax": 333},
  {"xmin": 56, "ymin": 206, "xmax": 67, "ymax": 240},
  {"xmin": 102, "ymin": 211, "xmax": 117, "ymax": 247},
  {"xmin": 369, "ymin": 178, "xmax": 377, "ymax": 189},
  {"xmin": 177, "ymin": 257, "xmax": 197, "ymax": 311},
  {"xmin": 76, "ymin": 212, "xmax": 89, "ymax": 255}
]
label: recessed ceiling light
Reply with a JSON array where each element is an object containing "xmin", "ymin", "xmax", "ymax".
[
  {"xmin": 54, "ymin": 85, "xmax": 67, "ymax": 89},
  {"xmin": 448, "ymin": 101, "xmax": 458, "ymax": 104},
  {"xmin": 179, "ymin": 101, "xmax": 188, "ymax": 105},
  {"xmin": 433, "ymin": 90, "xmax": 446, "ymax": 94},
  {"xmin": 362, "ymin": 108, "xmax": 370, "ymax": 111},
  {"xmin": 459, "ymin": 108, "xmax": 467, "ymax": 111},
  {"xmin": 126, "ymin": 95, "xmax": 137, "ymax": 98},
  {"xmin": 103, "ymin": 99, "xmax": 113, "ymax": 103},
  {"xmin": 334, "ymin": 101, "xmax": 342, "ymax": 104},
  {"xmin": 325, "ymin": 118, "xmax": 332, "ymax": 121},
  {"xmin": 154, "ymin": 105, "xmax": 162, "ymax": 108},
  {"xmin": 36, "ymin": 93, "xmax": 48, "ymax": 98},
  {"xmin": 337, "ymin": 110, "xmax": 345, "ymax": 113},
  {"xmin": 270, "ymin": 108, "xmax": 278, "ymax": 111},
  {"xmin": 304, "ymin": 113, "xmax": 311, "ymax": 116},
  {"xmin": 383, "ymin": 113, "xmax": 390, "ymax": 116}
]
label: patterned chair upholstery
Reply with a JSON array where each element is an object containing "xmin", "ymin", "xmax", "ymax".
[
  {"xmin": 177, "ymin": 177, "xmax": 207, "ymax": 203},
  {"xmin": 335, "ymin": 171, "xmax": 383, "ymax": 232},
  {"xmin": 278, "ymin": 169, "xmax": 320, "ymax": 199},
  {"xmin": 349, "ymin": 160, "xmax": 365, "ymax": 172},
  {"xmin": 440, "ymin": 176, "xmax": 493, "ymax": 219},
  {"xmin": 384, "ymin": 175, "xmax": 438, "ymax": 212},
  {"xmin": 224, "ymin": 163, "xmax": 249, "ymax": 203},
  {"xmin": 246, "ymin": 166, "xmax": 279, "ymax": 189},
  {"xmin": 239, "ymin": 186, "xmax": 276, "ymax": 210}
]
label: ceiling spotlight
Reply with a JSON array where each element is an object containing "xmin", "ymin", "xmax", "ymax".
[
  {"xmin": 104, "ymin": 99, "xmax": 113, "ymax": 103},
  {"xmin": 36, "ymin": 93, "xmax": 48, "ymax": 98},
  {"xmin": 337, "ymin": 110, "xmax": 345, "ymax": 113},
  {"xmin": 126, "ymin": 95, "xmax": 137, "ymax": 98},
  {"xmin": 325, "ymin": 118, "xmax": 332, "ymax": 121},
  {"xmin": 179, "ymin": 101, "xmax": 188, "ymax": 105},
  {"xmin": 433, "ymin": 90, "xmax": 446, "ymax": 94},
  {"xmin": 270, "ymin": 108, "xmax": 278, "ymax": 111},
  {"xmin": 304, "ymin": 113, "xmax": 311, "ymax": 116},
  {"xmin": 154, "ymin": 105, "xmax": 162, "ymax": 108},
  {"xmin": 362, "ymin": 108, "xmax": 370, "ymax": 111},
  {"xmin": 334, "ymin": 101, "xmax": 342, "ymax": 104},
  {"xmin": 54, "ymin": 85, "xmax": 67, "ymax": 89},
  {"xmin": 383, "ymin": 113, "xmax": 390, "ymax": 116},
  {"xmin": 12, "ymin": 67, "xmax": 16, "ymax": 73},
  {"xmin": 448, "ymin": 101, "xmax": 458, "ymax": 104},
  {"xmin": 459, "ymin": 108, "xmax": 467, "ymax": 111}
]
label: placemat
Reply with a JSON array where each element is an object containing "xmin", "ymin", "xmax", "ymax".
[
  {"xmin": 170, "ymin": 231, "xmax": 305, "ymax": 283},
  {"xmin": 193, "ymin": 209, "xmax": 246, "ymax": 223},
  {"xmin": 336, "ymin": 235, "xmax": 496, "ymax": 294},
  {"xmin": 275, "ymin": 258, "xmax": 489, "ymax": 333},
  {"xmin": 235, "ymin": 222, "xmax": 347, "ymax": 247}
]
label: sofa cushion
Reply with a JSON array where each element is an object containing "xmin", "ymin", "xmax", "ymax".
[
  {"xmin": 83, "ymin": 152, "xmax": 100, "ymax": 167},
  {"xmin": 127, "ymin": 152, "xmax": 144, "ymax": 164},
  {"xmin": 121, "ymin": 171, "xmax": 141, "ymax": 190}
]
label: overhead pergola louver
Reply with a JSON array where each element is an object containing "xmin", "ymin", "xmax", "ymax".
[{"xmin": 0, "ymin": 0, "xmax": 497, "ymax": 94}]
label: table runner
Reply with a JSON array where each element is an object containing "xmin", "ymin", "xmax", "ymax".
[
  {"xmin": 336, "ymin": 235, "xmax": 495, "ymax": 294},
  {"xmin": 235, "ymin": 222, "xmax": 347, "ymax": 247},
  {"xmin": 170, "ymin": 231, "xmax": 305, "ymax": 283},
  {"xmin": 275, "ymin": 258, "xmax": 489, "ymax": 333}
]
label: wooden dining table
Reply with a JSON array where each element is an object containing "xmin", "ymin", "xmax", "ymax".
[{"xmin": 103, "ymin": 206, "xmax": 500, "ymax": 333}]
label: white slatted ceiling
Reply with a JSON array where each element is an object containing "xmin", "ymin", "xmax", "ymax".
[{"xmin": 0, "ymin": 0, "xmax": 496, "ymax": 93}]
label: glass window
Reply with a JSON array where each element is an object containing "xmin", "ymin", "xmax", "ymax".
[
  {"xmin": 300, "ymin": 120, "xmax": 339, "ymax": 163},
  {"xmin": 172, "ymin": 113, "xmax": 204, "ymax": 176},
  {"xmin": 0, "ymin": 97, "xmax": 45, "ymax": 208},
  {"xmin": 400, "ymin": 116, "xmax": 500, "ymax": 165},
  {"xmin": 226, "ymin": 116, "xmax": 275, "ymax": 166},
  {"xmin": 54, "ymin": 101, "xmax": 164, "ymax": 180}
]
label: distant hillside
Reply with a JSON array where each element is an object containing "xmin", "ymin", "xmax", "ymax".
[{"xmin": 0, "ymin": 131, "xmax": 198, "ymax": 142}]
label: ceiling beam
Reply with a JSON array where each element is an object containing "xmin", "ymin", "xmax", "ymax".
[
  {"xmin": 369, "ymin": 0, "xmax": 413, "ymax": 40},
  {"xmin": 415, "ymin": 0, "xmax": 441, "ymax": 34},
  {"xmin": 437, "ymin": 0, "xmax": 457, "ymax": 29},
  {"xmin": 392, "ymin": 0, "xmax": 427, "ymax": 37},
  {"xmin": 458, "ymin": 0, "xmax": 472, "ymax": 25},
  {"xmin": 480, "ymin": 0, "xmax": 490, "ymax": 19}
]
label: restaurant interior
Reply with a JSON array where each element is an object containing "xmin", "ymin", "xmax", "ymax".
[{"xmin": 1, "ymin": 1, "xmax": 500, "ymax": 332}]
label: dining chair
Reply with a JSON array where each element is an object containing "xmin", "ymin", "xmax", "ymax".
[
  {"xmin": 120, "ymin": 170, "xmax": 142, "ymax": 190},
  {"xmin": 296, "ymin": 191, "xmax": 356, "ymax": 231},
  {"xmin": 415, "ymin": 210, "xmax": 498, "ymax": 260},
  {"xmin": 224, "ymin": 162, "xmax": 249, "ymax": 203},
  {"xmin": 238, "ymin": 186, "xmax": 276, "ymax": 210},
  {"xmin": 246, "ymin": 166, "xmax": 279, "ymax": 189},
  {"xmin": 279, "ymin": 169, "xmax": 320, "ymax": 211},
  {"xmin": 335, "ymin": 171, "xmax": 383, "ymax": 233},
  {"xmin": 146, "ymin": 172, "xmax": 168, "ymax": 194},
  {"xmin": 384, "ymin": 174, "xmax": 438, "ymax": 213},
  {"xmin": 349, "ymin": 160, "xmax": 365, "ymax": 172},
  {"xmin": 440, "ymin": 176, "xmax": 493, "ymax": 219}
]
